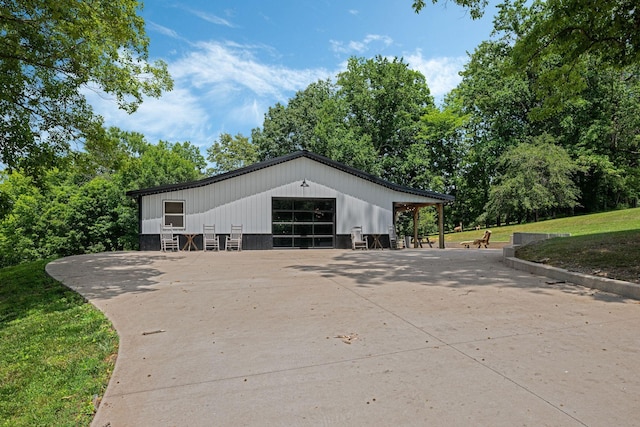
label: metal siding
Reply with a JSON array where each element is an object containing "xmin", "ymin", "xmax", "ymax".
[{"xmin": 139, "ymin": 156, "xmax": 443, "ymax": 236}]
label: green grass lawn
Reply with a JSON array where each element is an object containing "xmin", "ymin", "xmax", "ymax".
[
  {"xmin": 515, "ymin": 229, "xmax": 640, "ymax": 284},
  {"xmin": 444, "ymin": 207, "xmax": 640, "ymax": 243},
  {"xmin": 0, "ymin": 260, "xmax": 118, "ymax": 427},
  {"xmin": 444, "ymin": 207, "xmax": 640, "ymax": 284}
]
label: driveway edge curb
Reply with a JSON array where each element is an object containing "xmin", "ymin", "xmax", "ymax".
[{"xmin": 503, "ymin": 254, "xmax": 640, "ymax": 300}]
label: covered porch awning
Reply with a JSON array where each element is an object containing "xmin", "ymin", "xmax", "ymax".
[{"xmin": 393, "ymin": 201, "xmax": 448, "ymax": 249}]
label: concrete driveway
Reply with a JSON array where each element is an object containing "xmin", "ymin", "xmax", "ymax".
[{"xmin": 46, "ymin": 249, "xmax": 640, "ymax": 427}]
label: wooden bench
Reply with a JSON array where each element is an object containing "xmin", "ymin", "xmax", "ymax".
[{"xmin": 461, "ymin": 230, "xmax": 491, "ymax": 249}]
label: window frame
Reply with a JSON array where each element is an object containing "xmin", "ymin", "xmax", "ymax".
[{"xmin": 162, "ymin": 200, "xmax": 186, "ymax": 229}]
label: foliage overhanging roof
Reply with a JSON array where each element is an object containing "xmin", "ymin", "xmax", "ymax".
[{"xmin": 126, "ymin": 150, "xmax": 455, "ymax": 202}]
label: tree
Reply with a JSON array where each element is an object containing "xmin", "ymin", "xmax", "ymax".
[
  {"xmin": 118, "ymin": 140, "xmax": 205, "ymax": 190},
  {"xmin": 253, "ymin": 80, "xmax": 336, "ymax": 159},
  {"xmin": 0, "ymin": 168, "xmax": 138, "ymax": 266},
  {"xmin": 552, "ymin": 59, "xmax": 640, "ymax": 211},
  {"xmin": 454, "ymin": 29, "xmax": 640, "ymax": 218},
  {"xmin": 0, "ymin": 0, "xmax": 173, "ymax": 173},
  {"xmin": 414, "ymin": 0, "xmax": 640, "ymax": 67},
  {"xmin": 252, "ymin": 78, "xmax": 381, "ymax": 174},
  {"xmin": 337, "ymin": 56, "xmax": 433, "ymax": 157},
  {"xmin": 418, "ymin": 101, "xmax": 468, "ymax": 191},
  {"xmin": 453, "ymin": 40, "xmax": 535, "ymax": 226},
  {"xmin": 415, "ymin": 0, "xmax": 640, "ymax": 116},
  {"xmin": 491, "ymin": 0, "xmax": 640, "ymax": 116},
  {"xmin": 253, "ymin": 56, "xmax": 441, "ymax": 186},
  {"xmin": 207, "ymin": 133, "xmax": 258, "ymax": 174},
  {"xmin": 412, "ymin": 0, "xmax": 488, "ymax": 19},
  {"xmin": 485, "ymin": 135, "xmax": 581, "ymax": 222},
  {"xmin": 503, "ymin": 0, "xmax": 640, "ymax": 70},
  {"xmin": 0, "ymin": 128, "xmax": 208, "ymax": 267},
  {"xmin": 291, "ymin": 91, "xmax": 380, "ymax": 175},
  {"xmin": 336, "ymin": 56, "xmax": 434, "ymax": 185}
]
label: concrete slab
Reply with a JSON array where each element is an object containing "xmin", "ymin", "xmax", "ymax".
[{"xmin": 46, "ymin": 249, "xmax": 640, "ymax": 427}]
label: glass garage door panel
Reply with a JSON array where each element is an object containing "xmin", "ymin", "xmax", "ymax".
[{"xmin": 272, "ymin": 198, "xmax": 335, "ymax": 248}]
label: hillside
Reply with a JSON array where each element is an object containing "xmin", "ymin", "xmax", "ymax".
[
  {"xmin": 444, "ymin": 208, "xmax": 640, "ymax": 243},
  {"xmin": 443, "ymin": 208, "xmax": 640, "ymax": 284}
]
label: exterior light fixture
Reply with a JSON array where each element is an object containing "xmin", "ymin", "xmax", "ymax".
[{"xmin": 300, "ymin": 179, "xmax": 309, "ymax": 188}]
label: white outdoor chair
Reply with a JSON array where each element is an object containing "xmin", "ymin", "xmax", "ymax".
[
  {"xmin": 226, "ymin": 224, "xmax": 243, "ymax": 251},
  {"xmin": 351, "ymin": 226, "xmax": 368, "ymax": 250},
  {"xmin": 160, "ymin": 224, "xmax": 179, "ymax": 252},
  {"xmin": 203, "ymin": 224, "xmax": 220, "ymax": 251},
  {"xmin": 388, "ymin": 225, "xmax": 398, "ymax": 249}
]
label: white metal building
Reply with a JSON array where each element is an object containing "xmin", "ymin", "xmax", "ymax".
[{"xmin": 126, "ymin": 151, "xmax": 454, "ymax": 250}]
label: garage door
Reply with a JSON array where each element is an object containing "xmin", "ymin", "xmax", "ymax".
[{"xmin": 272, "ymin": 198, "xmax": 335, "ymax": 248}]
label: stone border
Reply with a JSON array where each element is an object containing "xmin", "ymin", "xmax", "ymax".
[{"xmin": 503, "ymin": 232, "xmax": 640, "ymax": 300}]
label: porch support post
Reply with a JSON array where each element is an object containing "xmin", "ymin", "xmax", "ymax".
[
  {"xmin": 437, "ymin": 203, "xmax": 445, "ymax": 249},
  {"xmin": 413, "ymin": 208, "xmax": 419, "ymax": 248}
]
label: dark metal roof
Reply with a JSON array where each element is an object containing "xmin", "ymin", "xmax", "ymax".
[{"xmin": 125, "ymin": 150, "xmax": 455, "ymax": 202}]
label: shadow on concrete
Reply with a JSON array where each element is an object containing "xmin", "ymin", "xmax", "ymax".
[
  {"xmin": 287, "ymin": 249, "xmax": 630, "ymax": 303},
  {"xmin": 46, "ymin": 252, "xmax": 186, "ymax": 301}
]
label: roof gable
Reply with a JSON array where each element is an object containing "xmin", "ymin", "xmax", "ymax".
[{"xmin": 125, "ymin": 150, "xmax": 454, "ymax": 202}]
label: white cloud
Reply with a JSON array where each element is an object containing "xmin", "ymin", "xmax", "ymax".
[
  {"xmin": 88, "ymin": 41, "xmax": 333, "ymax": 150},
  {"xmin": 228, "ymin": 99, "xmax": 265, "ymax": 129},
  {"xmin": 330, "ymin": 34, "xmax": 394, "ymax": 54},
  {"xmin": 363, "ymin": 34, "xmax": 393, "ymax": 47},
  {"xmin": 404, "ymin": 50, "xmax": 468, "ymax": 101},
  {"xmin": 87, "ymin": 39, "xmax": 468, "ymax": 153},
  {"xmin": 87, "ymin": 85, "xmax": 212, "ymax": 147},
  {"xmin": 185, "ymin": 8, "xmax": 235, "ymax": 27},
  {"xmin": 172, "ymin": 41, "xmax": 331, "ymax": 101},
  {"xmin": 147, "ymin": 21, "xmax": 181, "ymax": 40}
]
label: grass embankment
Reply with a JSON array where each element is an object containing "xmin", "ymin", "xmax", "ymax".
[
  {"xmin": 0, "ymin": 260, "xmax": 118, "ymax": 427},
  {"xmin": 444, "ymin": 208, "xmax": 640, "ymax": 243},
  {"xmin": 445, "ymin": 207, "xmax": 640, "ymax": 284}
]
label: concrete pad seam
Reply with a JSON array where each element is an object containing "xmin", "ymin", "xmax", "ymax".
[
  {"xmin": 102, "ymin": 344, "xmax": 450, "ymax": 399},
  {"xmin": 444, "ymin": 341, "xmax": 590, "ymax": 427},
  {"xmin": 444, "ymin": 315, "xmax": 640, "ymax": 348},
  {"xmin": 321, "ymin": 274, "xmax": 448, "ymax": 346},
  {"xmin": 45, "ymin": 252, "xmax": 640, "ymax": 425},
  {"xmin": 319, "ymin": 270, "xmax": 590, "ymax": 425}
]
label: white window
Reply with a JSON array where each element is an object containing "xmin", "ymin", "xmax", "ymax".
[{"xmin": 163, "ymin": 200, "xmax": 185, "ymax": 229}]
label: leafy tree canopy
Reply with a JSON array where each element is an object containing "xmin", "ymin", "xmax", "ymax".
[
  {"xmin": 337, "ymin": 56, "xmax": 434, "ymax": 158},
  {"xmin": 415, "ymin": 0, "xmax": 640, "ymax": 115},
  {"xmin": 0, "ymin": 127, "xmax": 206, "ymax": 266},
  {"xmin": 253, "ymin": 56, "xmax": 436, "ymax": 186},
  {"xmin": 414, "ymin": 0, "xmax": 640, "ymax": 68},
  {"xmin": 497, "ymin": 0, "xmax": 640, "ymax": 69},
  {"xmin": 0, "ymin": 0, "xmax": 173, "ymax": 173},
  {"xmin": 485, "ymin": 134, "xmax": 581, "ymax": 222},
  {"xmin": 412, "ymin": 0, "xmax": 488, "ymax": 19},
  {"xmin": 253, "ymin": 79, "xmax": 336, "ymax": 159},
  {"xmin": 207, "ymin": 133, "xmax": 258, "ymax": 175}
]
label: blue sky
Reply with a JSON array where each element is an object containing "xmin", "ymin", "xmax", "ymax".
[{"xmin": 88, "ymin": 0, "xmax": 497, "ymax": 153}]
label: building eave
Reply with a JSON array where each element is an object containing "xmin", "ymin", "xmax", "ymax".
[{"xmin": 125, "ymin": 150, "xmax": 455, "ymax": 203}]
